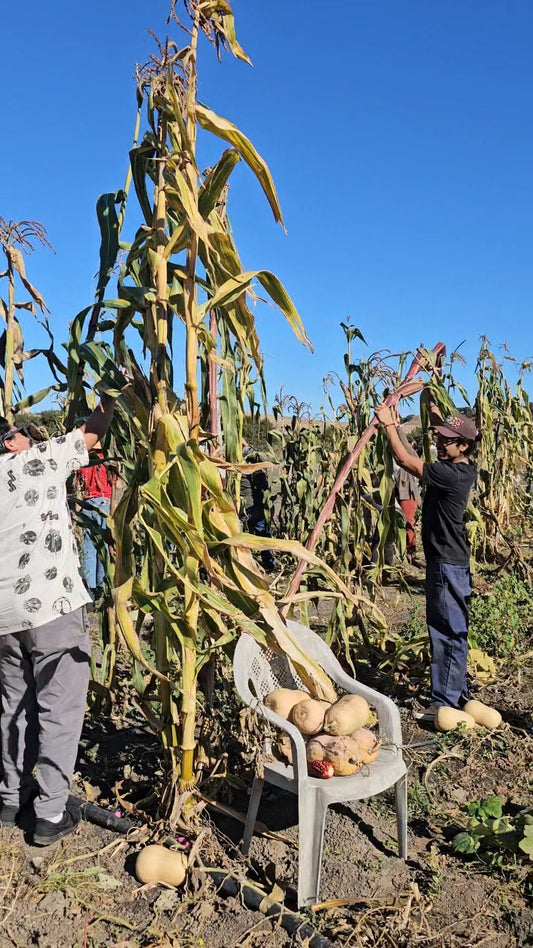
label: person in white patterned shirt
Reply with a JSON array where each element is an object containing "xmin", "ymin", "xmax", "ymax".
[{"xmin": 0, "ymin": 393, "xmax": 116, "ymax": 845}]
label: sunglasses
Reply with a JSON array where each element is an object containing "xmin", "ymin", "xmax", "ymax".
[{"xmin": 434, "ymin": 433, "xmax": 463, "ymax": 445}]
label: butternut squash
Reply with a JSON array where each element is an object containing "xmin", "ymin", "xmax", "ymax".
[
  {"xmin": 263, "ymin": 688, "xmax": 309, "ymax": 719},
  {"xmin": 323, "ymin": 694, "xmax": 370, "ymax": 736},
  {"xmin": 290, "ymin": 698, "xmax": 331, "ymax": 735},
  {"xmin": 462, "ymin": 699, "xmax": 502, "ymax": 729},
  {"xmin": 135, "ymin": 845, "xmax": 187, "ymax": 886},
  {"xmin": 434, "ymin": 706, "xmax": 477, "ymax": 732}
]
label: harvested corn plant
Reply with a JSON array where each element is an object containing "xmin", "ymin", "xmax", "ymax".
[
  {"xmin": 269, "ymin": 327, "xmax": 447, "ymax": 656},
  {"xmin": 67, "ymin": 0, "xmax": 365, "ymax": 814}
]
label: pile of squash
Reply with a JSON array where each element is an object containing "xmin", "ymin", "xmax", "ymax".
[{"xmin": 264, "ymin": 688, "xmax": 381, "ymax": 779}]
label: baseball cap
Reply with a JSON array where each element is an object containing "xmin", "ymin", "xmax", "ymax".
[{"xmin": 433, "ymin": 413, "xmax": 478, "ymax": 442}]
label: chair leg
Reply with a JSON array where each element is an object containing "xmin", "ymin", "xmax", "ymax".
[
  {"xmin": 395, "ymin": 773, "xmax": 408, "ymax": 860},
  {"xmin": 241, "ymin": 776, "xmax": 265, "ymax": 855},
  {"xmin": 297, "ymin": 792, "xmax": 327, "ymax": 908}
]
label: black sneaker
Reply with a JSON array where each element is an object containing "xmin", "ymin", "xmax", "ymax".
[
  {"xmin": 33, "ymin": 801, "xmax": 81, "ymax": 846},
  {"xmin": 0, "ymin": 803, "xmax": 20, "ymax": 828},
  {"xmin": 0, "ymin": 784, "xmax": 39, "ymax": 828},
  {"xmin": 413, "ymin": 703, "xmax": 439, "ymax": 723}
]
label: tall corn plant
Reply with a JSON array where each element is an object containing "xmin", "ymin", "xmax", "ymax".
[
  {"xmin": 0, "ymin": 219, "xmax": 66, "ymax": 421},
  {"xmin": 471, "ymin": 337, "xmax": 532, "ymax": 568},
  {"xmin": 269, "ymin": 326, "xmax": 418, "ymax": 650},
  {"xmin": 270, "ymin": 334, "xmax": 451, "ymax": 659},
  {"xmin": 72, "ymin": 0, "xmax": 367, "ymax": 811}
]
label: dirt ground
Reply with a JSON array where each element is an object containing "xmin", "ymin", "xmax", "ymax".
[{"xmin": 0, "ymin": 565, "xmax": 531, "ymax": 947}]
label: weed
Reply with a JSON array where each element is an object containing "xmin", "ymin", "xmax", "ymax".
[
  {"xmin": 401, "ymin": 603, "xmax": 427, "ymax": 642},
  {"xmin": 469, "ymin": 573, "xmax": 533, "ymax": 658},
  {"xmin": 408, "ymin": 782, "xmax": 434, "ymax": 818},
  {"xmin": 367, "ymin": 796, "xmax": 388, "ymax": 819},
  {"xmin": 451, "ymin": 795, "xmax": 533, "ymax": 868}
]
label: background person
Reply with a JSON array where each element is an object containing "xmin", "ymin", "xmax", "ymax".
[
  {"xmin": 240, "ymin": 439, "xmax": 277, "ymax": 572},
  {"xmin": 395, "ymin": 431, "xmax": 422, "ymax": 564},
  {"xmin": 76, "ymin": 447, "xmax": 113, "ymax": 599},
  {"xmin": 0, "ymin": 392, "xmax": 117, "ymax": 845},
  {"xmin": 375, "ymin": 395, "xmax": 479, "ymax": 726}
]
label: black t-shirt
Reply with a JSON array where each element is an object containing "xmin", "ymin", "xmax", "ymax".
[{"xmin": 421, "ymin": 460, "xmax": 477, "ymax": 565}]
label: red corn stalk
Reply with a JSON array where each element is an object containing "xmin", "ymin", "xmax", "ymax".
[{"xmin": 283, "ymin": 342, "xmax": 446, "ymax": 609}]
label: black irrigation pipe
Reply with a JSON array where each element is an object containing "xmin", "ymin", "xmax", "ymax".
[
  {"xmin": 204, "ymin": 870, "xmax": 336, "ymax": 948},
  {"xmin": 73, "ymin": 798, "xmax": 138, "ymax": 834},
  {"xmin": 75, "ymin": 801, "xmax": 334, "ymax": 947}
]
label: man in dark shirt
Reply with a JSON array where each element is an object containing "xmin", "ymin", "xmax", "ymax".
[
  {"xmin": 240, "ymin": 440, "xmax": 276, "ymax": 572},
  {"xmin": 375, "ymin": 398, "xmax": 478, "ymax": 722}
]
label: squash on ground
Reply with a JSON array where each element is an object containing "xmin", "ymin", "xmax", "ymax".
[
  {"xmin": 462, "ymin": 699, "xmax": 502, "ymax": 729},
  {"xmin": 135, "ymin": 845, "xmax": 187, "ymax": 886},
  {"xmin": 434, "ymin": 707, "xmax": 477, "ymax": 732}
]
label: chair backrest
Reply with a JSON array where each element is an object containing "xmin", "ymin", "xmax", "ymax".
[{"xmin": 233, "ymin": 632, "xmax": 308, "ymax": 706}]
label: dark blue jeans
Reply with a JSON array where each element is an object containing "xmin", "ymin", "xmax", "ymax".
[{"xmin": 426, "ymin": 562, "xmax": 472, "ymax": 708}]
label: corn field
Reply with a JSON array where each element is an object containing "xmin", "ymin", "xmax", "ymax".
[{"xmin": 1, "ymin": 0, "xmax": 532, "ymax": 822}]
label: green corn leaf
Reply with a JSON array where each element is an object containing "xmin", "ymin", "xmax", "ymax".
[
  {"xmin": 129, "ymin": 140, "xmax": 155, "ymax": 225},
  {"xmin": 167, "ymin": 165, "xmax": 211, "ymax": 247},
  {"xmin": 199, "ymin": 149, "xmax": 241, "ymax": 219},
  {"xmin": 196, "ymin": 269, "xmax": 312, "ymax": 351},
  {"xmin": 78, "ymin": 341, "xmax": 128, "ymax": 397},
  {"xmin": 196, "ymin": 102, "xmax": 283, "ymax": 225},
  {"xmin": 13, "ymin": 383, "xmax": 66, "ymax": 411},
  {"xmin": 95, "ymin": 191, "xmax": 125, "ymax": 298}
]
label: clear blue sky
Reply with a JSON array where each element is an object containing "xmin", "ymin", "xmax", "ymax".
[{"xmin": 1, "ymin": 0, "xmax": 532, "ymax": 413}]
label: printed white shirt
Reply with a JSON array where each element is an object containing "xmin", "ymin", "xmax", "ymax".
[{"xmin": 0, "ymin": 429, "xmax": 92, "ymax": 634}]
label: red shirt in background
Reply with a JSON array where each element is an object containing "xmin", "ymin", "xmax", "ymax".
[{"xmin": 77, "ymin": 454, "xmax": 112, "ymax": 499}]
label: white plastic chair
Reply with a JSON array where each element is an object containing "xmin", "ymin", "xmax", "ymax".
[{"xmin": 233, "ymin": 621, "xmax": 407, "ymax": 908}]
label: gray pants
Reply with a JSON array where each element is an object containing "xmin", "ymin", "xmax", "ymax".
[{"xmin": 0, "ymin": 608, "xmax": 90, "ymax": 820}]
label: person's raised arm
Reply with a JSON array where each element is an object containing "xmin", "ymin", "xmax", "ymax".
[
  {"xmin": 374, "ymin": 404, "xmax": 425, "ymax": 479},
  {"xmin": 80, "ymin": 394, "xmax": 115, "ymax": 451}
]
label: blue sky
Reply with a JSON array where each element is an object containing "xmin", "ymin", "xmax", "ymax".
[{"xmin": 1, "ymin": 0, "xmax": 532, "ymax": 414}]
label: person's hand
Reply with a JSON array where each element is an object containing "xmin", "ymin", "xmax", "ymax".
[{"xmin": 375, "ymin": 403, "xmax": 395, "ymax": 428}]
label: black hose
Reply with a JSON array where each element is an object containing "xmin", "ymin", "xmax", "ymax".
[
  {"xmin": 73, "ymin": 797, "xmax": 137, "ymax": 834},
  {"xmin": 204, "ymin": 869, "xmax": 336, "ymax": 948}
]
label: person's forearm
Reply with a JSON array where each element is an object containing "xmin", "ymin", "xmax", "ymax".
[
  {"xmin": 375, "ymin": 405, "xmax": 424, "ymax": 478},
  {"xmin": 383, "ymin": 423, "xmax": 414, "ymax": 465},
  {"xmin": 385, "ymin": 425, "xmax": 423, "ymax": 477},
  {"xmin": 81, "ymin": 395, "xmax": 115, "ymax": 449}
]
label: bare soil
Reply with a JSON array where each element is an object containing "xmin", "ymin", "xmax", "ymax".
[{"xmin": 0, "ymin": 566, "xmax": 531, "ymax": 947}]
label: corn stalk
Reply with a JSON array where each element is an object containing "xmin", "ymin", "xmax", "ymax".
[
  {"xmin": 73, "ymin": 0, "xmax": 359, "ymax": 812},
  {"xmin": 470, "ymin": 337, "xmax": 532, "ymax": 569},
  {"xmin": 0, "ymin": 219, "xmax": 65, "ymax": 420},
  {"xmin": 284, "ymin": 341, "xmax": 446, "ymax": 606}
]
